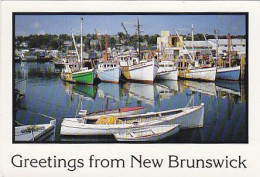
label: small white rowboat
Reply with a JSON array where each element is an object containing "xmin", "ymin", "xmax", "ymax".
[
  {"xmin": 113, "ymin": 124, "xmax": 180, "ymax": 142},
  {"xmin": 15, "ymin": 120, "xmax": 56, "ymax": 141}
]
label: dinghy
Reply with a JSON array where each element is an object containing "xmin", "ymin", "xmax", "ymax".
[
  {"xmin": 113, "ymin": 124, "xmax": 180, "ymax": 142},
  {"xmin": 60, "ymin": 103, "xmax": 204, "ymax": 136},
  {"xmin": 15, "ymin": 120, "xmax": 56, "ymax": 141}
]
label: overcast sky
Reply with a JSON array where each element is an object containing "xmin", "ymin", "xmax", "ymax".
[{"xmin": 15, "ymin": 14, "xmax": 246, "ymax": 36}]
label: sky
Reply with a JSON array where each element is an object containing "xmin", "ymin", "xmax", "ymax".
[{"xmin": 15, "ymin": 14, "xmax": 246, "ymax": 37}]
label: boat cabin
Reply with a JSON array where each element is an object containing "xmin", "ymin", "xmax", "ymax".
[
  {"xmin": 118, "ymin": 55, "xmax": 139, "ymax": 66},
  {"xmin": 98, "ymin": 62, "xmax": 119, "ymax": 70}
]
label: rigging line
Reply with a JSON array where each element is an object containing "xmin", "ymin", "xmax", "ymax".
[{"xmin": 15, "ymin": 107, "xmax": 56, "ymax": 120}]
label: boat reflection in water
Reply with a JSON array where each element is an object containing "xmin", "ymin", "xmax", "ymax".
[
  {"xmin": 216, "ymin": 80, "xmax": 241, "ymax": 97},
  {"xmin": 179, "ymin": 80, "xmax": 217, "ymax": 96},
  {"xmin": 63, "ymin": 82, "xmax": 97, "ymax": 101},
  {"xmin": 121, "ymin": 82, "xmax": 159, "ymax": 107},
  {"xmin": 156, "ymin": 80, "xmax": 179, "ymax": 100}
]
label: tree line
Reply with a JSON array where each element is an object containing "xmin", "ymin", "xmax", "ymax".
[{"xmin": 15, "ymin": 33, "xmax": 246, "ymax": 51}]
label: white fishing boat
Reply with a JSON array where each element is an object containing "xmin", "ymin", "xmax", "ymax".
[
  {"xmin": 15, "ymin": 120, "xmax": 56, "ymax": 141},
  {"xmin": 119, "ymin": 19, "xmax": 159, "ymax": 83},
  {"xmin": 97, "ymin": 62, "xmax": 121, "ymax": 84},
  {"xmin": 113, "ymin": 124, "xmax": 180, "ymax": 142},
  {"xmin": 156, "ymin": 61, "xmax": 178, "ymax": 80},
  {"xmin": 176, "ymin": 26, "xmax": 216, "ymax": 81},
  {"xmin": 60, "ymin": 103, "xmax": 204, "ymax": 136},
  {"xmin": 120, "ymin": 58, "xmax": 159, "ymax": 84},
  {"xmin": 178, "ymin": 67, "xmax": 217, "ymax": 81},
  {"xmin": 78, "ymin": 106, "xmax": 146, "ymax": 120}
]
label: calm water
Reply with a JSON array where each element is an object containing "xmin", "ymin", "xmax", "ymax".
[{"xmin": 14, "ymin": 62, "xmax": 248, "ymax": 143}]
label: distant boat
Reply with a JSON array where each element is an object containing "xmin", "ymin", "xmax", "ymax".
[
  {"xmin": 216, "ymin": 66, "xmax": 240, "ymax": 81},
  {"xmin": 156, "ymin": 60, "xmax": 178, "ymax": 80},
  {"xmin": 97, "ymin": 62, "xmax": 121, "ymax": 84},
  {"xmin": 78, "ymin": 106, "xmax": 146, "ymax": 120},
  {"xmin": 113, "ymin": 124, "xmax": 180, "ymax": 142},
  {"xmin": 60, "ymin": 103, "xmax": 204, "ymax": 136},
  {"xmin": 15, "ymin": 120, "xmax": 56, "ymax": 141}
]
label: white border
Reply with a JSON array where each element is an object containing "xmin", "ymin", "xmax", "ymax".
[{"xmin": 1, "ymin": 1, "xmax": 258, "ymax": 177}]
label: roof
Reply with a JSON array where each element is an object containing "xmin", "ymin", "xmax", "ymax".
[
  {"xmin": 183, "ymin": 41, "xmax": 213, "ymax": 47},
  {"xmin": 208, "ymin": 39, "xmax": 246, "ymax": 45}
]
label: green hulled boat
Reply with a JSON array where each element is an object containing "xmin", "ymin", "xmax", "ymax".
[
  {"xmin": 61, "ymin": 62, "xmax": 95, "ymax": 85},
  {"xmin": 60, "ymin": 17, "xmax": 95, "ymax": 85}
]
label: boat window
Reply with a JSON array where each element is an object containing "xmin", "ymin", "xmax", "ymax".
[{"xmin": 169, "ymin": 65, "xmax": 173, "ymax": 67}]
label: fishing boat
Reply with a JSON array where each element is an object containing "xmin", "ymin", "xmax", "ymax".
[
  {"xmin": 119, "ymin": 19, "xmax": 159, "ymax": 84},
  {"xmin": 97, "ymin": 62, "xmax": 121, "ymax": 84},
  {"xmin": 120, "ymin": 56, "xmax": 159, "ymax": 83},
  {"xmin": 78, "ymin": 106, "xmax": 146, "ymax": 120},
  {"xmin": 156, "ymin": 61, "xmax": 178, "ymax": 80},
  {"xmin": 176, "ymin": 26, "xmax": 217, "ymax": 81},
  {"xmin": 113, "ymin": 124, "xmax": 180, "ymax": 142},
  {"xmin": 15, "ymin": 120, "xmax": 56, "ymax": 141},
  {"xmin": 216, "ymin": 33, "xmax": 241, "ymax": 81},
  {"xmin": 60, "ymin": 103, "xmax": 204, "ymax": 136},
  {"xmin": 61, "ymin": 18, "xmax": 95, "ymax": 85},
  {"xmin": 61, "ymin": 61, "xmax": 95, "ymax": 84},
  {"xmin": 178, "ymin": 66, "xmax": 217, "ymax": 81},
  {"xmin": 96, "ymin": 32, "xmax": 121, "ymax": 84},
  {"xmin": 216, "ymin": 65, "xmax": 240, "ymax": 81}
]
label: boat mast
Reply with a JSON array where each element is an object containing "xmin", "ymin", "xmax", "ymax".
[
  {"xmin": 227, "ymin": 33, "xmax": 232, "ymax": 67},
  {"xmin": 105, "ymin": 30, "xmax": 108, "ymax": 62},
  {"xmin": 137, "ymin": 18, "xmax": 141, "ymax": 60},
  {"xmin": 191, "ymin": 24, "xmax": 195, "ymax": 61},
  {"xmin": 214, "ymin": 30, "xmax": 219, "ymax": 66},
  {"xmin": 80, "ymin": 17, "xmax": 83, "ymax": 68}
]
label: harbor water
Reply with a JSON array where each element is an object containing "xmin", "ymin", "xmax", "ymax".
[{"xmin": 14, "ymin": 62, "xmax": 248, "ymax": 143}]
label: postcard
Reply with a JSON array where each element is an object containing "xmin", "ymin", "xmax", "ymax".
[{"xmin": 0, "ymin": 1, "xmax": 258, "ymax": 177}]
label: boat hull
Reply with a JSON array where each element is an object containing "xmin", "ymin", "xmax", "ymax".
[
  {"xmin": 121, "ymin": 60, "xmax": 159, "ymax": 83},
  {"xmin": 113, "ymin": 124, "xmax": 180, "ymax": 142},
  {"xmin": 61, "ymin": 69, "xmax": 95, "ymax": 85},
  {"xmin": 60, "ymin": 104, "xmax": 204, "ymax": 136},
  {"xmin": 156, "ymin": 69, "xmax": 178, "ymax": 80},
  {"xmin": 15, "ymin": 120, "xmax": 56, "ymax": 141},
  {"xmin": 179, "ymin": 67, "xmax": 216, "ymax": 81},
  {"xmin": 216, "ymin": 66, "xmax": 240, "ymax": 81},
  {"xmin": 97, "ymin": 67, "xmax": 121, "ymax": 84}
]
